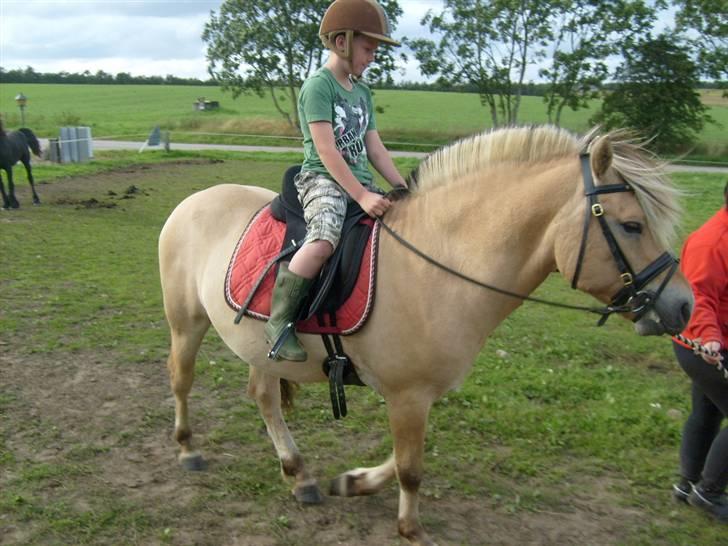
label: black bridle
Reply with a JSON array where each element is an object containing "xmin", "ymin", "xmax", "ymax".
[
  {"xmin": 570, "ymin": 154, "xmax": 678, "ymax": 325},
  {"xmin": 379, "ymin": 153, "xmax": 678, "ymax": 325}
]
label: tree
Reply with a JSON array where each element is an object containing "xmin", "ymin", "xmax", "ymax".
[
  {"xmin": 409, "ymin": 0, "xmax": 556, "ymax": 127},
  {"xmin": 202, "ymin": 0, "xmax": 404, "ymax": 131},
  {"xmin": 673, "ymin": 0, "xmax": 727, "ymax": 82},
  {"xmin": 540, "ymin": 0, "xmax": 658, "ymax": 126},
  {"xmin": 591, "ymin": 34, "xmax": 712, "ymax": 153}
]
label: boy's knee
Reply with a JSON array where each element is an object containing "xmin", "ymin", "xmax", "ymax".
[{"xmin": 310, "ymin": 239, "xmax": 335, "ymax": 260}]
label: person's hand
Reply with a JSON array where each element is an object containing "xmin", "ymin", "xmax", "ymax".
[
  {"xmin": 357, "ymin": 191, "xmax": 391, "ymax": 218},
  {"xmin": 700, "ymin": 340, "xmax": 723, "ymax": 365}
]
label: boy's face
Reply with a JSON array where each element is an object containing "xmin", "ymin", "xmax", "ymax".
[{"xmin": 349, "ymin": 35, "xmax": 379, "ymax": 77}]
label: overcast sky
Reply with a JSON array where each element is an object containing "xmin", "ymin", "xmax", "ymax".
[{"xmin": 0, "ymin": 0, "xmax": 441, "ymax": 82}]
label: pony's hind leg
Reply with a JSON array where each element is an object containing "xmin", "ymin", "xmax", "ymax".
[
  {"xmin": 22, "ymin": 158, "xmax": 40, "ymax": 205},
  {"xmin": 247, "ymin": 366, "xmax": 323, "ymax": 504},
  {"xmin": 166, "ymin": 314, "xmax": 210, "ymax": 470}
]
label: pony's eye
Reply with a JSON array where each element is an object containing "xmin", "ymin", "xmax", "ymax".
[{"xmin": 621, "ymin": 221, "xmax": 643, "ymax": 234}]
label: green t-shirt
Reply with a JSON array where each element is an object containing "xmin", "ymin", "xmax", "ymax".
[{"xmin": 298, "ymin": 67, "xmax": 376, "ymax": 186}]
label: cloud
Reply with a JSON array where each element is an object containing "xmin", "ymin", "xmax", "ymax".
[
  {"xmin": 0, "ymin": 0, "xmax": 439, "ymax": 81},
  {"xmin": 0, "ymin": 0, "xmax": 222, "ymax": 77},
  {"xmin": 1, "ymin": 0, "xmax": 220, "ymax": 18}
]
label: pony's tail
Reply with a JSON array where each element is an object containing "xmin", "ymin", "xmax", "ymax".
[
  {"xmin": 0, "ymin": 118, "xmax": 5, "ymax": 136},
  {"xmin": 18, "ymin": 128, "xmax": 41, "ymax": 157},
  {"xmin": 280, "ymin": 378, "xmax": 299, "ymax": 412}
]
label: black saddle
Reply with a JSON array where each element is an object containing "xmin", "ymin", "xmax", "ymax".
[{"xmin": 270, "ymin": 165, "xmax": 372, "ymax": 320}]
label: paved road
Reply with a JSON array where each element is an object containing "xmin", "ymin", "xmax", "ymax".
[{"xmin": 40, "ymin": 138, "xmax": 728, "ymax": 172}]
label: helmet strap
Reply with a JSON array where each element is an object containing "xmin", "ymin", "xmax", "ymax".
[{"xmin": 332, "ymin": 30, "xmax": 354, "ymax": 62}]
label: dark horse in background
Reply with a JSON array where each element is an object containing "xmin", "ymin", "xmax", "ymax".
[{"xmin": 0, "ymin": 119, "xmax": 42, "ymax": 209}]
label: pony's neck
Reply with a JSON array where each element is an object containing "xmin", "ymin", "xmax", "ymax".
[{"xmin": 391, "ymin": 158, "xmax": 580, "ymax": 296}]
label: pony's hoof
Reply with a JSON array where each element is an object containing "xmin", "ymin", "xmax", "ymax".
[
  {"xmin": 33, "ymin": 200, "xmax": 40, "ymax": 206},
  {"xmin": 180, "ymin": 453, "xmax": 207, "ymax": 471},
  {"xmin": 293, "ymin": 483, "xmax": 324, "ymax": 505}
]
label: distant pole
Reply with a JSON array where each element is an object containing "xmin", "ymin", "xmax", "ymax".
[{"xmin": 15, "ymin": 93, "xmax": 28, "ymax": 126}]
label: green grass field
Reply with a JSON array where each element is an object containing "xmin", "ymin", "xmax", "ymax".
[
  {"xmin": 1, "ymin": 150, "xmax": 727, "ymax": 544},
  {"xmin": 1, "ymin": 83, "xmax": 726, "ymax": 159}
]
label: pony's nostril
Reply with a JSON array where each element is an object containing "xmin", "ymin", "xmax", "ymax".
[{"xmin": 680, "ymin": 302, "xmax": 692, "ymax": 325}]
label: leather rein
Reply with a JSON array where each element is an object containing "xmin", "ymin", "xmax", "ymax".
[{"xmin": 379, "ymin": 153, "xmax": 679, "ymax": 325}]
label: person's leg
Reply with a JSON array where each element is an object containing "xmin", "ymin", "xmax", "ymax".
[
  {"xmin": 688, "ymin": 348, "xmax": 728, "ymax": 496},
  {"xmin": 674, "ymin": 342, "xmax": 728, "ymax": 521},
  {"xmin": 264, "ymin": 173, "xmax": 346, "ymax": 361},
  {"xmin": 680, "ymin": 382, "xmax": 722, "ymax": 481},
  {"xmin": 288, "ymin": 240, "xmax": 333, "ymax": 279},
  {"xmin": 673, "ymin": 342, "xmax": 723, "ymax": 502},
  {"xmin": 701, "ymin": 429, "xmax": 728, "ymax": 494}
]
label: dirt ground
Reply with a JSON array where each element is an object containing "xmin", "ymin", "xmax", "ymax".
[
  {"xmin": 1, "ymin": 165, "xmax": 654, "ymax": 545},
  {"xmin": 1, "ymin": 347, "xmax": 648, "ymax": 546}
]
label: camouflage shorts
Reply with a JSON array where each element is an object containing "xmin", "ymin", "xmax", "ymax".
[{"xmin": 294, "ymin": 170, "xmax": 381, "ymax": 250}]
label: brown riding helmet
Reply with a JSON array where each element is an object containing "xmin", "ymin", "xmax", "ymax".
[{"xmin": 319, "ymin": 0, "xmax": 400, "ymax": 59}]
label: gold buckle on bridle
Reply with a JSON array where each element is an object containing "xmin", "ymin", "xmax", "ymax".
[
  {"xmin": 621, "ymin": 272, "xmax": 634, "ymax": 286},
  {"xmin": 591, "ymin": 203, "xmax": 604, "ymax": 217}
]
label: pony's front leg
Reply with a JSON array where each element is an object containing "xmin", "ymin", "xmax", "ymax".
[
  {"xmin": 247, "ymin": 366, "xmax": 323, "ymax": 504},
  {"xmin": 388, "ymin": 391, "xmax": 437, "ymax": 546},
  {"xmin": 5, "ymin": 168, "xmax": 18, "ymax": 209},
  {"xmin": 331, "ymin": 392, "xmax": 435, "ymax": 545},
  {"xmin": 0, "ymin": 170, "xmax": 10, "ymax": 209},
  {"xmin": 329, "ymin": 453, "xmax": 396, "ymax": 496},
  {"xmin": 22, "ymin": 159, "xmax": 40, "ymax": 205}
]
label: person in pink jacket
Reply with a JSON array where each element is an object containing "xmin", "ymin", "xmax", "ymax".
[{"xmin": 672, "ymin": 181, "xmax": 728, "ymax": 523}]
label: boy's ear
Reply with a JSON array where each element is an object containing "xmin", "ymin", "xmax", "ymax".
[{"xmin": 333, "ymin": 31, "xmax": 353, "ymax": 59}]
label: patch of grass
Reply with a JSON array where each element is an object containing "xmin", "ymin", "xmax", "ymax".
[
  {"xmin": 0, "ymin": 83, "xmax": 725, "ymax": 160},
  {"xmin": 0, "ymin": 490, "xmax": 153, "ymax": 545}
]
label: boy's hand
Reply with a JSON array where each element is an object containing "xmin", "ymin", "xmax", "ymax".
[{"xmin": 357, "ymin": 191, "xmax": 391, "ymax": 217}]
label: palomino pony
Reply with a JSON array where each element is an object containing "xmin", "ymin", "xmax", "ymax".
[
  {"xmin": 0, "ymin": 120, "xmax": 42, "ymax": 209},
  {"xmin": 159, "ymin": 125, "xmax": 693, "ymax": 546}
]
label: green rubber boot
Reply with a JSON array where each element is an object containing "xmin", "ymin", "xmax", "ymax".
[{"xmin": 264, "ymin": 263, "xmax": 312, "ymax": 361}]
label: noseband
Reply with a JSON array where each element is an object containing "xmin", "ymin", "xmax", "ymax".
[{"xmin": 570, "ymin": 154, "xmax": 678, "ymax": 325}]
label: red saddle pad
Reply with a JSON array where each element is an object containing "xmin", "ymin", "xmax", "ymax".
[{"xmin": 224, "ymin": 205, "xmax": 379, "ymax": 335}]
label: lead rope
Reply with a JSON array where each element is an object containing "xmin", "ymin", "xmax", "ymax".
[{"xmin": 674, "ymin": 334, "xmax": 728, "ymax": 380}]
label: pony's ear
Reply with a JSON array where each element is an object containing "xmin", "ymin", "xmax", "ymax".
[{"xmin": 590, "ymin": 136, "xmax": 613, "ymax": 180}]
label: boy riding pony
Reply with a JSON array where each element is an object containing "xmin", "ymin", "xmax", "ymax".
[{"xmin": 264, "ymin": 0, "xmax": 408, "ymax": 361}]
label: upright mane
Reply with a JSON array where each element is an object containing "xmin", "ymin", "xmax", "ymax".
[
  {"xmin": 409, "ymin": 125, "xmax": 579, "ymax": 192},
  {"xmin": 407, "ymin": 124, "xmax": 681, "ymax": 250}
]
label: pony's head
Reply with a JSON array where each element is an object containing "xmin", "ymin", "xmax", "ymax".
[
  {"xmin": 18, "ymin": 128, "xmax": 42, "ymax": 157},
  {"xmin": 554, "ymin": 129, "xmax": 692, "ymax": 335}
]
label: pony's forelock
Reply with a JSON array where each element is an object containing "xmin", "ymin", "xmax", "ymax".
[{"xmin": 581, "ymin": 128, "xmax": 682, "ymax": 250}]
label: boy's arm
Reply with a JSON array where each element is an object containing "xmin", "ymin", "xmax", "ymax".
[
  {"xmin": 309, "ymin": 121, "xmax": 391, "ymax": 217},
  {"xmin": 364, "ymin": 130, "xmax": 407, "ymax": 188}
]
